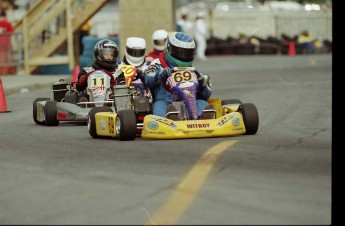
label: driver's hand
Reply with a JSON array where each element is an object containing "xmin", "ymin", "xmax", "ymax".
[
  {"xmin": 78, "ymin": 74, "xmax": 88, "ymax": 87},
  {"xmin": 158, "ymin": 67, "xmax": 171, "ymax": 84},
  {"xmin": 137, "ymin": 69, "xmax": 144, "ymax": 78}
]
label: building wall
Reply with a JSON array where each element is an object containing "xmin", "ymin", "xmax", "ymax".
[{"xmin": 119, "ymin": 0, "xmax": 175, "ymax": 57}]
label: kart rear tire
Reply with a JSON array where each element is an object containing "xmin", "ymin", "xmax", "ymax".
[
  {"xmin": 221, "ymin": 99, "xmax": 242, "ymax": 105},
  {"xmin": 33, "ymin": 97, "xmax": 50, "ymax": 125},
  {"xmin": 239, "ymin": 103, "xmax": 259, "ymax": 135},
  {"xmin": 116, "ymin": 109, "xmax": 137, "ymax": 141},
  {"xmin": 44, "ymin": 100, "xmax": 59, "ymax": 126},
  {"xmin": 88, "ymin": 107, "xmax": 112, "ymax": 138}
]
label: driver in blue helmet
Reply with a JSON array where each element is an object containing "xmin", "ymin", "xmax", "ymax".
[{"xmin": 142, "ymin": 32, "xmax": 214, "ymax": 120}]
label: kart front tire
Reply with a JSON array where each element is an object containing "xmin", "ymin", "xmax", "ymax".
[
  {"xmin": 116, "ymin": 109, "xmax": 137, "ymax": 141},
  {"xmin": 239, "ymin": 103, "xmax": 259, "ymax": 135},
  {"xmin": 33, "ymin": 97, "xmax": 50, "ymax": 125},
  {"xmin": 44, "ymin": 100, "xmax": 59, "ymax": 126},
  {"xmin": 88, "ymin": 107, "xmax": 112, "ymax": 138},
  {"xmin": 221, "ymin": 99, "xmax": 242, "ymax": 105}
]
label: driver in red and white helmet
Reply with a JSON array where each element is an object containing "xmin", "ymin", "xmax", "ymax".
[{"xmin": 145, "ymin": 29, "xmax": 168, "ymax": 62}]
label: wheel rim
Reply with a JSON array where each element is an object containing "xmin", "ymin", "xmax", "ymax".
[
  {"xmin": 115, "ymin": 117, "xmax": 121, "ymax": 135},
  {"xmin": 87, "ymin": 116, "xmax": 91, "ymax": 131}
]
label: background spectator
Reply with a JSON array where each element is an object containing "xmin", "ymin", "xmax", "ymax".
[
  {"xmin": 194, "ymin": 11, "xmax": 208, "ymax": 61},
  {"xmin": 297, "ymin": 30, "xmax": 316, "ymax": 53},
  {"xmin": 0, "ymin": 9, "xmax": 15, "ymax": 75},
  {"xmin": 176, "ymin": 8, "xmax": 194, "ymax": 38}
]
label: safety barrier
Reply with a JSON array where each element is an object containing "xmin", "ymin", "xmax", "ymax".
[{"xmin": 212, "ymin": 10, "xmax": 332, "ymax": 42}]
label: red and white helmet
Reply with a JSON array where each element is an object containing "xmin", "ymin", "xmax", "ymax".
[{"xmin": 152, "ymin": 29, "xmax": 168, "ymax": 51}]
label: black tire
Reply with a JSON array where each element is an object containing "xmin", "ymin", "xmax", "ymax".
[
  {"xmin": 88, "ymin": 107, "xmax": 112, "ymax": 138},
  {"xmin": 33, "ymin": 97, "xmax": 50, "ymax": 125},
  {"xmin": 221, "ymin": 99, "xmax": 242, "ymax": 105},
  {"xmin": 44, "ymin": 100, "xmax": 59, "ymax": 126},
  {"xmin": 116, "ymin": 109, "xmax": 137, "ymax": 141},
  {"xmin": 239, "ymin": 103, "xmax": 259, "ymax": 135}
]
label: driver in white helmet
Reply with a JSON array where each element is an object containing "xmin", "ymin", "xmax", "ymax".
[
  {"xmin": 145, "ymin": 29, "xmax": 168, "ymax": 62},
  {"xmin": 121, "ymin": 37, "xmax": 150, "ymax": 96}
]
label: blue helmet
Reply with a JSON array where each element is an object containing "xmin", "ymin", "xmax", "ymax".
[{"xmin": 165, "ymin": 32, "xmax": 196, "ymax": 67}]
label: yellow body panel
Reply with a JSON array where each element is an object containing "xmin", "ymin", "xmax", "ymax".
[
  {"xmin": 207, "ymin": 97, "xmax": 222, "ymax": 118},
  {"xmin": 95, "ymin": 112, "xmax": 118, "ymax": 137},
  {"xmin": 141, "ymin": 112, "xmax": 246, "ymax": 139},
  {"xmin": 222, "ymin": 104, "xmax": 240, "ymax": 115}
]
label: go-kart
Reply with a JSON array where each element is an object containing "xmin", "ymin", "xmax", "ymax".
[
  {"xmin": 87, "ymin": 65, "xmax": 151, "ymax": 140},
  {"xmin": 140, "ymin": 67, "xmax": 259, "ymax": 139},
  {"xmin": 33, "ymin": 69, "xmax": 115, "ymax": 126},
  {"xmin": 88, "ymin": 66, "xmax": 259, "ymax": 140}
]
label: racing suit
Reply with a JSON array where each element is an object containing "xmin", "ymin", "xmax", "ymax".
[
  {"xmin": 143, "ymin": 52, "xmax": 212, "ymax": 118},
  {"xmin": 145, "ymin": 48, "xmax": 163, "ymax": 62},
  {"xmin": 122, "ymin": 56, "xmax": 151, "ymax": 96},
  {"xmin": 76, "ymin": 60, "xmax": 123, "ymax": 92}
]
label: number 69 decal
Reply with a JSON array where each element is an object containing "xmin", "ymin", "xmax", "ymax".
[{"xmin": 171, "ymin": 70, "xmax": 197, "ymax": 83}]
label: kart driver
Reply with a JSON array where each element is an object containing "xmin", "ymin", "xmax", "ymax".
[
  {"xmin": 76, "ymin": 39, "xmax": 124, "ymax": 95},
  {"xmin": 122, "ymin": 37, "xmax": 150, "ymax": 96},
  {"xmin": 145, "ymin": 29, "xmax": 168, "ymax": 63},
  {"xmin": 142, "ymin": 32, "xmax": 214, "ymax": 120}
]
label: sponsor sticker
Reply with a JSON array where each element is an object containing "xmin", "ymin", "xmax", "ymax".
[
  {"xmin": 232, "ymin": 117, "xmax": 240, "ymax": 126},
  {"xmin": 186, "ymin": 123, "xmax": 210, "ymax": 129},
  {"xmin": 147, "ymin": 121, "xmax": 159, "ymax": 130},
  {"xmin": 99, "ymin": 119, "xmax": 106, "ymax": 131}
]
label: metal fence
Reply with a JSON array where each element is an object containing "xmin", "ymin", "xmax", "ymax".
[{"xmin": 0, "ymin": 32, "xmax": 23, "ymax": 75}]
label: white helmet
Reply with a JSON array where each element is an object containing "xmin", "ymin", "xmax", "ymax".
[
  {"xmin": 125, "ymin": 37, "xmax": 146, "ymax": 66},
  {"xmin": 152, "ymin": 29, "xmax": 168, "ymax": 51}
]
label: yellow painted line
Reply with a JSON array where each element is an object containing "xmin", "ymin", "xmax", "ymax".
[{"xmin": 146, "ymin": 140, "xmax": 238, "ymax": 225}]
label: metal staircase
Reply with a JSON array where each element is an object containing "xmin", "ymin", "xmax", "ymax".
[{"xmin": 14, "ymin": 0, "xmax": 109, "ymax": 74}]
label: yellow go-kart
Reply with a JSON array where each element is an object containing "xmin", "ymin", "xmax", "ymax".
[
  {"xmin": 88, "ymin": 67, "xmax": 259, "ymax": 140},
  {"xmin": 87, "ymin": 65, "xmax": 151, "ymax": 140}
]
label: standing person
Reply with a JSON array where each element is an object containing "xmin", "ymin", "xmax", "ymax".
[
  {"xmin": 142, "ymin": 32, "xmax": 214, "ymax": 120},
  {"xmin": 194, "ymin": 11, "xmax": 208, "ymax": 61},
  {"xmin": 145, "ymin": 29, "xmax": 168, "ymax": 63},
  {"xmin": 176, "ymin": 8, "xmax": 194, "ymax": 38},
  {"xmin": 76, "ymin": 39, "xmax": 124, "ymax": 98},
  {"xmin": 0, "ymin": 9, "xmax": 14, "ymax": 75}
]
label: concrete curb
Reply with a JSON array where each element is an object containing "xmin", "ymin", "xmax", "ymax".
[{"xmin": 1, "ymin": 75, "xmax": 71, "ymax": 97}]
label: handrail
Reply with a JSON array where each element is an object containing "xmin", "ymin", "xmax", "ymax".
[{"xmin": 14, "ymin": 0, "xmax": 108, "ymax": 74}]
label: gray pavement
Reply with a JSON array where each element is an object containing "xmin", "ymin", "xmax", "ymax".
[{"xmin": 1, "ymin": 74, "xmax": 71, "ymax": 96}]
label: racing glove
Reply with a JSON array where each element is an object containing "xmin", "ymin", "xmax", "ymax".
[
  {"xmin": 136, "ymin": 69, "xmax": 144, "ymax": 78},
  {"xmin": 116, "ymin": 70, "xmax": 126, "ymax": 85},
  {"xmin": 195, "ymin": 70, "xmax": 206, "ymax": 91},
  {"xmin": 157, "ymin": 67, "xmax": 171, "ymax": 85},
  {"xmin": 78, "ymin": 73, "xmax": 88, "ymax": 88}
]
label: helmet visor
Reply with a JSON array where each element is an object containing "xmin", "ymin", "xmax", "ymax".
[
  {"xmin": 102, "ymin": 47, "xmax": 118, "ymax": 61},
  {"xmin": 154, "ymin": 39, "xmax": 167, "ymax": 46},
  {"xmin": 126, "ymin": 47, "xmax": 146, "ymax": 57},
  {"xmin": 168, "ymin": 44, "xmax": 195, "ymax": 62}
]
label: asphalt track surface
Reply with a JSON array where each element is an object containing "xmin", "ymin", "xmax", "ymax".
[{"xmin": 0, "ymin": 54, "xmax": 332, "ymax": 225}]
